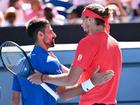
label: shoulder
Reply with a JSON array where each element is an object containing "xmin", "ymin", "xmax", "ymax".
[
  {"xmin": 78, "ymin": 35, "xmax": 99, "ymax": 49},
  {"xmin": 109, "ymin": 35, "xmax": 119, "ymax": 46},
  {"xmin": 46, "ymin": 56, "xmax": 61, "ymax": 66},
  {"xmin": 46, "ymin": 56, "xmax": 63, "ymax": 74},
  {"xmin": 79, "ymin": 35, "xmax": 93, "ymax": 43}
]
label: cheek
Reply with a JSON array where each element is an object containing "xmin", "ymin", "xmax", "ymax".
[
  {"xmin": 84, "ymin": 22, "xmax": 91, "ymax": 30},
  {"xmin": 43, "ymin": 35, "xmax": 49, "ymax": 42},
  {"xmin": 46, "ymin": 34, "xmax": 54, "ymax": 42},
  {"xmin": 45, "ymin": 34, "xmax": 51, "ymax": 39},
  {"xmin": 82, "ymin": 21, "xmax": 88, "ymax": 28}
]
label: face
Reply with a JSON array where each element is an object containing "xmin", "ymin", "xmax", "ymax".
[
  {"xmin": 40, "ymin": 24, "xmax": 56, "ymax": 48},
  {"xmin": 81, "ymin": 16, "xmax": 98, "ymax": 34}
]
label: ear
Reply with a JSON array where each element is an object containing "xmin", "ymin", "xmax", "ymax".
[{"xmin": 38, "ymin": 31, "xmax": 44, "ymax": 39}]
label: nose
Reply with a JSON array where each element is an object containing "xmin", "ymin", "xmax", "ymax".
[
  {"xmin": 81, "ymin": 21, "xmax": 85, "ymax": 29},
  {"xmin": 53, "ymin": 32, "xmax": 57, "ymax": 38},
  {"xmin": 81, "ymin": 19, "xmax": 84, "ymax": 28}
]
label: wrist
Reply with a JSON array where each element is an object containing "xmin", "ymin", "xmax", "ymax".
[
  {"xmin": 41, "ymin": 74, "xmax": 45, "ymax": 83},
  {"xmin": 81, "ymin": 79, "xmax": 95, "ymax": 92}
]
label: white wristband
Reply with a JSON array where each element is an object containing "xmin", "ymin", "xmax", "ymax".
[{"xmin": 81, "ymin": 79, "xmax": 95, "ymax": 92}]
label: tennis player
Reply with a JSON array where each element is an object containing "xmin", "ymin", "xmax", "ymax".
[{"xmin": 29, "ymin": 3, "xmax": 122, "ymax": 105}]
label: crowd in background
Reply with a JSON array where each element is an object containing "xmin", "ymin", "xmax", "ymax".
[{"xmin": 0, "ymin": 0, "xmax": 140, "ymax": 27}]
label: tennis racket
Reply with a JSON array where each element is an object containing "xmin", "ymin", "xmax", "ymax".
[{"xmin": 0, "ymin": 41, "xmax": 59, "ymax": 100}]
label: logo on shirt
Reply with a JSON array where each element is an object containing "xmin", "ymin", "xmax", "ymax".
[{"xmin": 77, "ymin": 54, "xmax": 83, "ymax": 61}]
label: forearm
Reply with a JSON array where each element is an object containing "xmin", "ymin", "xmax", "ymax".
[
  {"xmin": 42, "ymin": 66, "xmax": 83, "ymax": 86},
  {"xmin": 11, "ymin": 102, "xmax": 20, "ymax": 105},
  {"xmin": 42, "ymin": 65, "xmax": 71, "ymax": 86},
  {"xmin": 59, "ymin": 84, "xmax": 84, "ymax": 100},
  {"xmin": 43, "ymin": 73, "xmax": 72, "ymax": 86},
  {"xmin": 11, "ymin": 91, "xmax": 20, "ymax": 105}
]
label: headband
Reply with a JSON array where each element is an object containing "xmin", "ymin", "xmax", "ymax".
[{"xmin": 82, "ymin": 9, "xmax": 110, "ymax": 33}]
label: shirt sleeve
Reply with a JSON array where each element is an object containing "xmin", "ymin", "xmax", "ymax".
[
  {"xmin": 72, "ymin": 38, "xmax": 98, "ymax": 70},
  {"xmin": 12, "ymin": 76, "xmax": 21, "ymax": 92}
]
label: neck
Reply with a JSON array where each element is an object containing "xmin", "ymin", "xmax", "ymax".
[
  {"xmin": 89, "ymin": 28, "xmax": 105, "ymax": 35},
  {"xmin": 36, "ymin": 41, "xmax": 49, "ymax": 51}
]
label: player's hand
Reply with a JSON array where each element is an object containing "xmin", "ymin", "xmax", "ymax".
[
  {"xmin": 91, "ymin": 66, "xmax": 114, "ymax": 86},
  {"xmin": 27, "ymin": 70, "xmax": 43, "ymax": 84}
]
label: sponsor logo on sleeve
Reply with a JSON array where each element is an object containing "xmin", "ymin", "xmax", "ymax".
[{"xmin": 77, "ymin": 54, "xmax": 83, "ymax": 61}]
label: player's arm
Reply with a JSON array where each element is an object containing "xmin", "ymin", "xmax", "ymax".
[
  {"xmin": 28, "ymin": 39, "xmax": 92, "ymax": 86},
  {"xmin": 11, "ymin": 91, "xmax": 20, "ymax": 105},
  {"xmin": 28, "ymin": 40, "xmax": 113, "ymax": 86},
  {"xmin": 28, "ymin": 65, "xmax": 83, "ymax": 86},
  {"xmin": 28, "ymin": 65, "xmax": 114, "ymax": 87},
  {"xmin": 57, "ymin": 67, "xmax": 114, "ymax": 100},
  {"xmin": 28, "ymin": 66, "xmax": 114, "ymax": 100},
  {"xmin": 11, "ymin": 76, "xmax": 21, "ymax": 105},
  {"xmin": 58, "ymin": 84, "xmax": 84, "ymax": 100}
]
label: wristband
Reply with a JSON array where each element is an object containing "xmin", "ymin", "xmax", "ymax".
[
  {"xmin": 41, "ymin": 74, "xmax": 44, "ymax": 83},
  {"xmin": 81, "ymin": 79, "xmax": 95, "ymax": 92}
]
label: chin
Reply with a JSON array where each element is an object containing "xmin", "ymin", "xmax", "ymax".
[
  {"xmin": 51, "ymin": 44, "xmax": 54, "ymax": 47},
  {"xmin": 83, "ymin": 30, "xmax": 88, "ymax": 35},
  {"xmin": 50, "ymin": 43, "xmax": 55, "ymax": 47}
]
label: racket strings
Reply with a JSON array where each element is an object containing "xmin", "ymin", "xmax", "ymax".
[{"xmin": 1, "ymin": 42, "xmax": 31, "ymax": 77}]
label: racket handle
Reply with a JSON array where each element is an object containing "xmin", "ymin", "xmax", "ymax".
[{"xmin": 40, "ymin": 83, "xmax": 60, "ymax": 101}]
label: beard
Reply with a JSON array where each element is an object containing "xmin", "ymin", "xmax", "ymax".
[
  {"xmin": 81, "ymin": 26, "xmax": 89, "ymax": 35},
  {"xmin": 43, "ymin": 38, "xmax": 55, "ymax": 48},
  {"xmin": 50, "ymin": 39, "xmax": 55, "ymax": 47}
]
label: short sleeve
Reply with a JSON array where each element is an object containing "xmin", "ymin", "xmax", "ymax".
[
  {"xmin": 12, "ymin": 76, "xmax": 21, "ymax": 92},
  {"xmin": 72, "ymin": 38, "xmax": 98, "ymax": 70}
]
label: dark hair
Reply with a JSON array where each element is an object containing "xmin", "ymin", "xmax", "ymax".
[
  {"xmin": 26, "ymin": 18, "xmax": 49, "ymax": 42},
  {"xmin": 85, "ymin": 3, "xmax": 110, "ymax": 26},
  {"xmin": 44, "ymin": 7, "xmax": 54, "ymax": 21},
  {"xmin": 71, "ymin": 5, "xmax": 85, "ymax": 17},
  {"xmin": 4, "ymin": 7, "xmax": 16, "ymax": 25},
  {"xmin": 5, "ymin": 11, "xmax": 16, "ymax": 24}
]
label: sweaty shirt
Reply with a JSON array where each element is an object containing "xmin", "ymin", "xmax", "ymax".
[
  {"xmin": 12, "ymin": 45, "xmax": 62, "ymax": 105},
  {"xmin": 72, "ymin": 32, "xmax": 122, "ymax": 105}
]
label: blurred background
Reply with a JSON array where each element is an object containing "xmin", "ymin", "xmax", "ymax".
[
  {"xmin": 0, "ymin": 0, "xmax": 140, "ymax": 27},
  {"xmin": 0, "ymin": 0, "xmax": 140, "ymax": 105}
]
